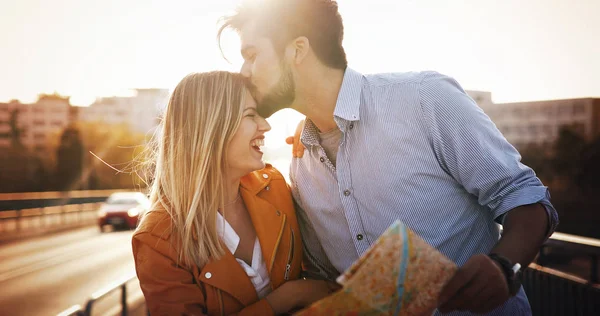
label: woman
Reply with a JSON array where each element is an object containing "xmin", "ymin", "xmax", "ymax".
[{"xmin": 132, "ymin": 71, "xmax": 335, "ymax": 315}]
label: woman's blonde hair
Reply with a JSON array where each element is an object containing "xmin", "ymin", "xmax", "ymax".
[{"xmin": 146, "ymin": 71, "xmax": 247, "ymax": 267}]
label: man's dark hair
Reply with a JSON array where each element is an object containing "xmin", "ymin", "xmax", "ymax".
[{"xmin": 218, "ymin": 0, "xmax": 347, "ymax": 70}]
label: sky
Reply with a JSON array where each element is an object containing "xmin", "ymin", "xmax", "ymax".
[
  {"xmin": 1, "ymin": 0, "xmax": 599, "ymax": 172},
  {"xmin": 1, "ymin": 0, "xmax": 598, "ymax": 106}
]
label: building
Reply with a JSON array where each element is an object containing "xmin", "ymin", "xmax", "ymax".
[
  {"xmin": 0, "ymin": 94, "xmax": 73, "ymax": 153},
  {"xmin": 78, "ymin": 88, "xmax": 169, "ymax": 136},
  {"xmin": 466, "ymin": 90, "xmax": 495, "ymax": 109},
  {"xmin": 483, "ymin": 98, "xmax": 600, "ymax": 149}
]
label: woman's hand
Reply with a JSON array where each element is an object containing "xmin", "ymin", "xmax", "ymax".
[
  {"xmin": 266, "ymin": 279, "xmax": 340, "ymax": 315},
  {"xmin": 285, "ymin": 119, "xmax": 306, "ymax": 158}
]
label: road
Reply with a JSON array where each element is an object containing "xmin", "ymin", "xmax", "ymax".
[{"xmin": 0, "ymin": 227, "xmax": 144, "ymax": 316}]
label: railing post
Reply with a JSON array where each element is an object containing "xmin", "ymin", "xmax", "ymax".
[
  {"xmin": 591, "ymin": 254, "xmax": 598, "ymax": 284},
  {"xmin": 62, "ymin": 205, "xmax": 66, "ymax": 225},
  {"xmin": 40, "ymin": 207, "xmax": 45, "ymax": 228},
  {"xmin": 16, "ymin": 209, "xmax": 21, "ymax": 231},
  {"xmin": 537, "ymin": 245, "xmax": 548, "ymax": 265},
  {"xmin": 121, "ymin": 283, "xmax": 128, "ymax": 316},
  {"xmin": 84, "ymin": 299, "xmax": 94, "ymax": 316}
]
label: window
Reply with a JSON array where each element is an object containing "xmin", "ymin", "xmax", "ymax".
[
  {"xmin": 558, "ymin": 106, "xmax": 571, "ymax": 117},
  {"xmin": 573, "ymin": 101, "xmax": 586, "ymax": 115},
  {"xmin": 513, "ymin": 108, "xmax": 523, "ymax": 117},
  {"xmin": 33, "ymin": 120, "xmax": 45, "ymax": 126},
  {"xmin": 541, "ymin": 125, "xmax": 552, "ymax": 135},
  {"xmin": 541, "ymin": 106, "xmax": 554, "ymax": 118},
  {"xmin": 528, "ymin": 125, "xmax": 538, "ymax": 136},
  {"xmin": 51, "ymin": 121, "xmax": 63, "ymax": 127},
  {"xmin": 34, "ymin": 133, "xmax": 45, "ymax": 140}
]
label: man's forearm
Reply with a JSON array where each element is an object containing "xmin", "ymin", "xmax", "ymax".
[{"xmin": 490, "ymin": 203, "xmax": 550, "ymax": 266}]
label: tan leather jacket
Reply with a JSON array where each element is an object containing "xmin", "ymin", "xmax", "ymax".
[{"xmin": 132, "ymin": 165, "xmax": 303, "ymax": 315}]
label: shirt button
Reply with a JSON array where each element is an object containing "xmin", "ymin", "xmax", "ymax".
[
  {"xmin": 262, "ymin": 174, "xmax": 269, "ymax": 179},
  {"xmin": 320, "ymin": 157, "xmax": 325, "ymax": 163},
  {"xmin": 205, "ymin": 272, "xmax": 212, "ymax": 279},
  {"xmin": 276, "ymin": 210, "xmax": 281, "ymax": 216},
  {"xmin": 349, "ymin": 123, "xmax": 354, "ymax": 129},
  {"xmin": 357, "ymin": 234, "xmax": 364, "ymax": 241},
  {"xmin": 343, "ymin": 190, "xmax": 351, "ymax": 196},
  {"xmin": 265, "ymin": 186, "xmax": 270, "ymax": 191}
]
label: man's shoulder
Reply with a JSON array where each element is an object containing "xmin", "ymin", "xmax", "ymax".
[{"xmin": 362, "ymin": 70, "xmax": 446, "ymax": 89}]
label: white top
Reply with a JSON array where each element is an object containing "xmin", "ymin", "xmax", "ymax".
[{"xmin": 216, "ymin": 213, "xmax": 272, "ymax": 298}]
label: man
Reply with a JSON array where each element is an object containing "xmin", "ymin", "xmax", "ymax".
[{"xmin": 218, "ymin": 0, "xmax": 558, "ymax": 315}]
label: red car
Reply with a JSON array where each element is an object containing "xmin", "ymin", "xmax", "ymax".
[{"xmin": 98, "ymin": 192, "xmax": 151, "ymax": 231}]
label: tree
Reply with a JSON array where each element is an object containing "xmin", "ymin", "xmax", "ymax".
[
  {"xmin": 55, "ymin": 125, "xmax": 85, "ymax": 190},
  {"xmin": 520, "ymin": 143, "xmax": 553, "ymax": 183},
  {"xmin": 74, "ymin": 121, "xmax": 149, "ymax": 190},
  {"xmin": 551, "ymin": 127, "xmax": 587, "ymax": 188},
  {"xmin": 8, "ymin": 108, "xmax": 25, "ymax": 149},
  {"xmin": 577, "ymin": 136, "xmax": 600, "ymax": 195}
]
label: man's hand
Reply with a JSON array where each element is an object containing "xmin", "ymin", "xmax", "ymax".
[
  {"xmin": 285, "ymin": 119, "xmax": 306, "ymax": 158},
  {"xmin": 438, "ymin": 254, "xmax": 510, "ymax": 314}
]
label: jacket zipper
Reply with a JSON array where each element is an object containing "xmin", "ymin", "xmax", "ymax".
[
  {"xmin": 284, "ymin": 229, "xmax": 295, "ymax": 280},
  {"xmin": 269, "ymin": 214, "xmax": 287, "ymax": 272}
]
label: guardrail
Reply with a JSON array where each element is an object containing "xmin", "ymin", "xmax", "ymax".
[
  {"xmin": 0, "ymin": 190, "xmax": 128, "ymax": 236},
  {"xmin": 539, "ymin": 231, "xmax": 600, "ymax": 283},
  {"xmin": 6, "ymin": 191, "xmax": 596, "ymax": 315},
  {"xmin": 524, "ymin": 263, "xmax": 600, "ymax": 315},
  {"xmin": 57, "ymin": 273, "xmax": 146, "ymax": 316}
]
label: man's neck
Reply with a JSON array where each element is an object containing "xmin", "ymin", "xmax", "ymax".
[{"xmin": 294, "ymin": 67, "xmax": 345, "ymax": 133}]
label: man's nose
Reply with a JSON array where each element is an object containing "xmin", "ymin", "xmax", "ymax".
[{"xmin": 240, "ymin": 62, "xmax": 251, "ymax": 78}]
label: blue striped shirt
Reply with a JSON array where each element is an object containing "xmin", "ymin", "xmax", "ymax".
[{"xmin": 290, "ymin": 68, "xmax": 558, "ymax": 316}]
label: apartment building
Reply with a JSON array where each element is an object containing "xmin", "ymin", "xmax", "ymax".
[{"xmin": 483, "ymin": 98, "xmax": 600, "ymax": 148}]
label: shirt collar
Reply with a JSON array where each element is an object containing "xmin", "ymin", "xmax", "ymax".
[
  {"xmin": 300, "ymin": 67, "xmax": 363, "ymax": 147},
  {"xmin": 333, "ymin": 67, "xmax": 363, "ymax": 122},
  {"xmin": 216, "ymin": 212, "xmax": 239, "ymax": 254}
]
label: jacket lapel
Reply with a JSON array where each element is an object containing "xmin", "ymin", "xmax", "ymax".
[
  {"xmin": 196, "ymin": 167, "xmax": 286, "ymax": 305},
  {"xmin": 241, "ymin": 189, "xmax": 286, "ymax": 275},
  {"xmin": 198, "ymin": 249, "xmax": 259, "ymax": 306}
]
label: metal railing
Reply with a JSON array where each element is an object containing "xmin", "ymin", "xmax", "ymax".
[
  {"xmin": 524, "ymin": 263, "xmax": 600, "ymax": 316},
  {"xmin": 538, "ymin": 231, "xmax": 600, "ymax": 283},
  {"xmin": 57, "ymin": 273, "xmax": 145, "ymax": 316},
  {"xmin": 0, "ymin": 190, "xmax": 125, "ymax": 236}
]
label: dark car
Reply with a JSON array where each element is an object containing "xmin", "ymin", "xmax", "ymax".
[{"xmin": 98, "ymin": 192, "xmax": 150, "ymax": 231}]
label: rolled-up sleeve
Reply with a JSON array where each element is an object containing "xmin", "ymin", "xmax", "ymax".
[{"xmin": 419, "ymin": 72, "xmax": 559, "ymax": 236}]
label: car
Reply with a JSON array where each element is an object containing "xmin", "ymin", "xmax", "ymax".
[{"xmin": 97, "ymin": 192, "xmax": 151, "ymax": 231}]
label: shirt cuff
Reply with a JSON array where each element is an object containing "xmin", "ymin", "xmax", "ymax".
[{"xmin": 492, "ymin": 186, "xmax": 559, "ymax": 239}]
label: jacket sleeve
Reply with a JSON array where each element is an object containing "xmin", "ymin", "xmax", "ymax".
[{"xmin": 132, "ymin": 232, "xmax": 275, "ymax": 316}]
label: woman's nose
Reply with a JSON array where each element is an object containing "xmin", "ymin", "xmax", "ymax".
[{"xmin": 259, "ymin": 117, "xmax": 271, "ymax": 132}]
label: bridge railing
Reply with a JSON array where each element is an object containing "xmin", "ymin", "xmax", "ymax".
[
  {"xmin": 4, "ymin": 190, "xmax": 597, "ymax": 315},
  {"xmin": 57, "ymin": 273, "xmax": 146, "ymax": 316},
  {"xmin": 0, "ymin": 190, "xmax": 127, "ymax": 236}
]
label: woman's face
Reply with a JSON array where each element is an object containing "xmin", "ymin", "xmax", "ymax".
[{"xmin": 225, "ymin": 90, "xmax": 272, "ymax": 179}]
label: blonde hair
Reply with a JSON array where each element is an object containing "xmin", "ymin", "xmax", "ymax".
[{"xmin": 146, "ymin": 71, "xmax": 247, "ymax": 267}]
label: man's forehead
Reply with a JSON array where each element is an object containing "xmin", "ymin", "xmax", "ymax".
[
  {"xmin": 239, "ymin": 20, "xmax": 260, "ymax": 45},
  {"xmin": 239, "ymin": 21, "xmax": 273, "ymax": 49}
]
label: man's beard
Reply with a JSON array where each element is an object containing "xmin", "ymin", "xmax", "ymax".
[{"xmin": 248, "ymin": 64, "xmax": 296, "ymax": 118}]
